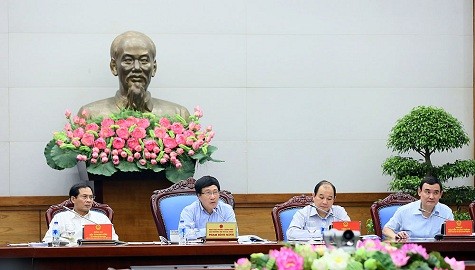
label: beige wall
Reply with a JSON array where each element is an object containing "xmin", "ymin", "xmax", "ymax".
[{"xmin": 0, "ymin": 0, "xmax": 473, "ymax": 197}]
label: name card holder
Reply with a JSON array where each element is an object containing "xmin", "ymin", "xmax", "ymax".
[
  {"xmin": 83, "ymin": 224, "xmax": 113, "ymax": 240},
  {"xmin": 444, "ymin": 220, "xmax": 473, "ymax": 236},
  {"xmin": 331, "ymin": 221, "xmax": 361, "ymax": 232},
  {"xmin": 206, "ymin": 222, "xmax": 237, "ymax": 240}
]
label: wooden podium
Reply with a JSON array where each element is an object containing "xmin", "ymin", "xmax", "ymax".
[{"xmin": 79, "ymin": 165, "xmax": 175, "ymax": 242}]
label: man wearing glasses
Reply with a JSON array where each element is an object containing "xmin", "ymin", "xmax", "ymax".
[
  {"xmin": 179, "ymin": 176, "xmax": 237, "ymax": 238},
  {"xmin": 43, "ymin": 183, "xmax": 119, "ymax": 243}
]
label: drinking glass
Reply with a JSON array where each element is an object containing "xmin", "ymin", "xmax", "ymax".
[
  {"xmin": 186, "ymin": 221, "xmax": 198, "ymax": 241},
  {"xmin": 64, "ymin": 223, "xmax": 77, "ymax": 246}
]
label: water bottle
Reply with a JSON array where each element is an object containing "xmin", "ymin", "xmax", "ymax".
[
  {"xmin": 178, "ymin": 220, "xmax": 186, "ymax": 245},
  {"xmin": 320, "ymin": 219, "xmax": 327, "ymax": 237},
  {"xmin": 52, "ymin": 221, "xmax": 60, "ymax": 247}
]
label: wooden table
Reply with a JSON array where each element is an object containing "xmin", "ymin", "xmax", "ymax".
[
  {"xmin": 0, "ymin": 242, "xmax": 282, "ymax": 270},
  {"xmin": 1, "ymin": 239, "xmax": 474, "ymax": 270}
]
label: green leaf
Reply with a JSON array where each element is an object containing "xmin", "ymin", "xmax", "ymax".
[
  {"xmin": 50, "ymin": 144, "xmax": 79, "ymax": 169},
  {"xmin": 165, "ymin": 157, "xmax": 196, "ymax": 183},
  {"xmin": 44, "ymin": 139, "xmax": 63, "ymax": 170},
  {"xmin": 117, "ymin": 161, "xmax": 141, "ymax": 172},
  {"xmin": 87, "ymin": 162, "xmax": 117, "ymax": 176}
]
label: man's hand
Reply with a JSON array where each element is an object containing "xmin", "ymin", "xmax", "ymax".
[{"xmin": 394, "ymin": 231, "xmax": 409, "ymax": 239}]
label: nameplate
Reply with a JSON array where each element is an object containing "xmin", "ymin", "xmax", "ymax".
[
  {"xmin": 206, "ymin": 222, "xmax": 237, "ymax": 240},
  {"xmin": 331, "ymin": 221, "xmax": 361, "ymax": 231},
  {"xmin": 83, "ymin": 224, "xmax": 112, "ymax": 240},
  {"xmin": 444, "ymin": 220, "xmax": 473, "ymax": 236}
]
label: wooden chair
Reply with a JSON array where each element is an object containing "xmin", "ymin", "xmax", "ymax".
[
  {"xmin": 271, "ymin": 194, "xmax": 314, "ymax": 241},
  {"xmin": 150, "ymin": 177, "xmax": 235, "ymax": 240},
  {"xmin": 469, "ymin": 200, "xmax": 475, "ymax": 220},
  {"xmin": 45, "ymin": 199, "xmax": 114, "ymax": 228},
  {"xmin": 370, "ymin": 192, "xmax": 417, "ymax": 238}
]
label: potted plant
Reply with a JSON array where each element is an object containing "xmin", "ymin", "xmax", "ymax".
[{"xmin": 382, "ymin": 105, "xmax": 475, "ymax": 218}]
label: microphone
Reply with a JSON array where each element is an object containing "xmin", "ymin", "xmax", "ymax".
[
  {"xmin": 212, "ymin": 208, "xmax": 227, "ymax": 221},
  {"xmin": 62, "ymin": 206, "xmax": 98, "ymax": 225},
  {"xmin": 418, "ymin": 208, "xmax": 450, "ymax": 240},
  {"xmin": 418, "ymin": 208, "xmax": 450, "ymax": 221},
  {"xmin": 310, "ymin": 204, "xmax": 345, "ymax": 222}
]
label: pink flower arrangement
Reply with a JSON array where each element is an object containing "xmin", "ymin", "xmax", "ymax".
[
  {"xmin": 44, "ymin": 106, "xmax": 221, "ymax": 183},
  {"xmin": 235, "ymin": 239, "xmax": 465, "ymax": 270}
]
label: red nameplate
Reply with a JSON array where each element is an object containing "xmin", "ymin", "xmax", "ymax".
[
  {"xmin": 332, "ymin": 221, "xmax": 361, "ymax": 231},
  {"xmin": 83, "ymin": 224, "xmax": 112, "ymax": 240},
  {"xmin": 444, "ymin": 220, "xmax": 473, "ymax": 236}
]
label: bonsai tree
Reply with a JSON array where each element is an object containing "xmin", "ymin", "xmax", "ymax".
[{"xmin": 382, "ymin": 105, "xmax": 475, "ymax": 218}]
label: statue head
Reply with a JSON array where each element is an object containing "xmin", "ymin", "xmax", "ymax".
[{"xmin": 109, "ymin": 31, "xmax": 158, "ymax": 111}]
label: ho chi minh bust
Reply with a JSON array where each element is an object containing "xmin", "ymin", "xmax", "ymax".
[{"xmin": 78, "ymin": 31, "xmax": 190, "ymax": 120}]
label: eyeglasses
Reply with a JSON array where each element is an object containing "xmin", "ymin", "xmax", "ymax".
[
  {"xmin": 77, "ymin": 195, "xmax": 96, "ymax": 200},
  {"xmin": 201, "ymin": 191, "xmax": 219, "ymax": 197}
]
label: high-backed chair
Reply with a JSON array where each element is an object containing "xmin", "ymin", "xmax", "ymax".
[
  {"xmin": 370, "ymin": 192, "xmax": 417, "ymax": 238},
  {"xmin": 271, "ymin": 194, "xmax": 314, "ymax": 242},
  {"xmin": 150, "ymin": 177, "xmax": 235, "ymax": 240},
  {"xmin": 469, "ymin": 201, "xmax": 475, "ymax": 220},
  {"xmin": 45, "ymin": 199, "xmax": 114, "ymax": 228}
]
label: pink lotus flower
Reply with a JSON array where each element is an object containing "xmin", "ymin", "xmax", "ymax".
[
  {"xmin": 144, "ymin": 139, "xmax": 158, "ymax": 152},
  {"xmin": 194, "ymin": 106, "xmax": 203, "ymax": 117},
  {"xmin": 445, "ymin": 257, "xmax": 465, "ymax": 270},
  {"xmin": 112, "ymin": 137, "xmax": 125, "ymax": 149},
  {"xmin": 72, "ymin": 128, "xmax": 85, "ymax": 138},
  {"xmin": 136, "ymin": 118, "xmax": 150, "ymax": 128},
  {"xmin": 127, "ymin": 137, "xmax": 140, "ymax": 150},
  {"xmin": 131, "ymin": 127, "xmax": 147, "ymax": 139},
  {"xmin": 159, "ymin": 117, "xmax": 171, "ymax": 128},
  {"xmin": 389, "ymin": 249, "xmax": 410, "ymax": 267},
  {"xmin": 85, "ymin": 123, "xmax": 99, "ymax": 132},
  {"xmin": 80, "ymin": 133, "xmax": 95, "ymax": 146},
  {"xmin": 46, "ymin": 107, "xmax": 220, "ymax": 182},
  {"xmin": 153, "ymin": 127, "xmax": 167, "ymax": 139},
  {"xmin": 116, "ymin": 127, "xmax": 130, "ymax": 139},
  {"xmin": 270, "ymin": 247, "xmax": 303, "ymax": 270},
  {"xmin": 163, "ymin": 137, "xmax": 178, "ymax": 149},
  {"xmin": 171, "ymin": 122, "xmax": 185, "ymax": 134},
  {"xmin": 94, "ymin": 138, "xmax": 107, "ymax": 150}
]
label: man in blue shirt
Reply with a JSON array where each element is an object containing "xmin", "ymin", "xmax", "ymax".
[
  {"xmin": 287, "ymin": 180, "xmax": 350, "ymax": 240},
  {"xmin": 179, "ymin": 176, "xmax": 237, "ymax": 238},
  {"xmin": 383, "ymin": 176, "xmax": 454, "ymax": 239}
]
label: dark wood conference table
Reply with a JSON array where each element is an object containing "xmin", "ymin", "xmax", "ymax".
[
  {"xmin": 0, "ymin": 242, "xmax": 282, "ymax": 270},
  {"xmin": 0, "ymin": 239, "xmax": 474, "ymax": 270}
]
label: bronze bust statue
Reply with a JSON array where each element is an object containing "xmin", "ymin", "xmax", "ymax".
[{"xmin": 78, "ymin": 31, "xmax": 190, "ymax": 120}]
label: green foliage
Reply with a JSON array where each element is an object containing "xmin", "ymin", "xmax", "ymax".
[
  {"xmin": 387, "ymin": 176, "xmax": 421, "ymax": 197},
  {"xmin": 365, "ymin": 218, "xmax": 375, "ymax": 235},
  {"xmin": 453, "ymin": 211, "xmax": 471, "ymax": 220},
  {"xmin": 382, "ymin": 106, "xmax": 475, "ymax": 209},
  {"xmin": 387, "ymin": 106, "xmax": 469, "ymax": 155},
  {"xmin": 440, "ymin": 185, "xmax": 475, "ymax": 212}
]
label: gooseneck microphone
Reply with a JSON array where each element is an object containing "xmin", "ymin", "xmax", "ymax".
[
  {"xmin": 62, "ymin": 206, "xmax": 98, "ymax": 225},
  {"xmin": 418, "ymin": 208, "xmax": 450, "ymax": 221},
  {"xmin": 212, "ymin": 208, "xmax": 227, "ymax": 221},
  {"xmin": 418, "ymin": 208, "xmax": 450, "ymax": 240},
  {"xmin": 310, "ymin": 204, "xmax": 345, "ymax": 221}
]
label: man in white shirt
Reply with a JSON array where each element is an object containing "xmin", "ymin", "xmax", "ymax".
[
  {"xmin": 286, "ymin": 180, "xmax": 350, "ymax": 241},
  {"xmin": 43, "ymin": 183, "xmax": 119, "ymax": 243},
  {"xmin": 382, "ymin": 176, "xmax": 453, "ymax": 239}
]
